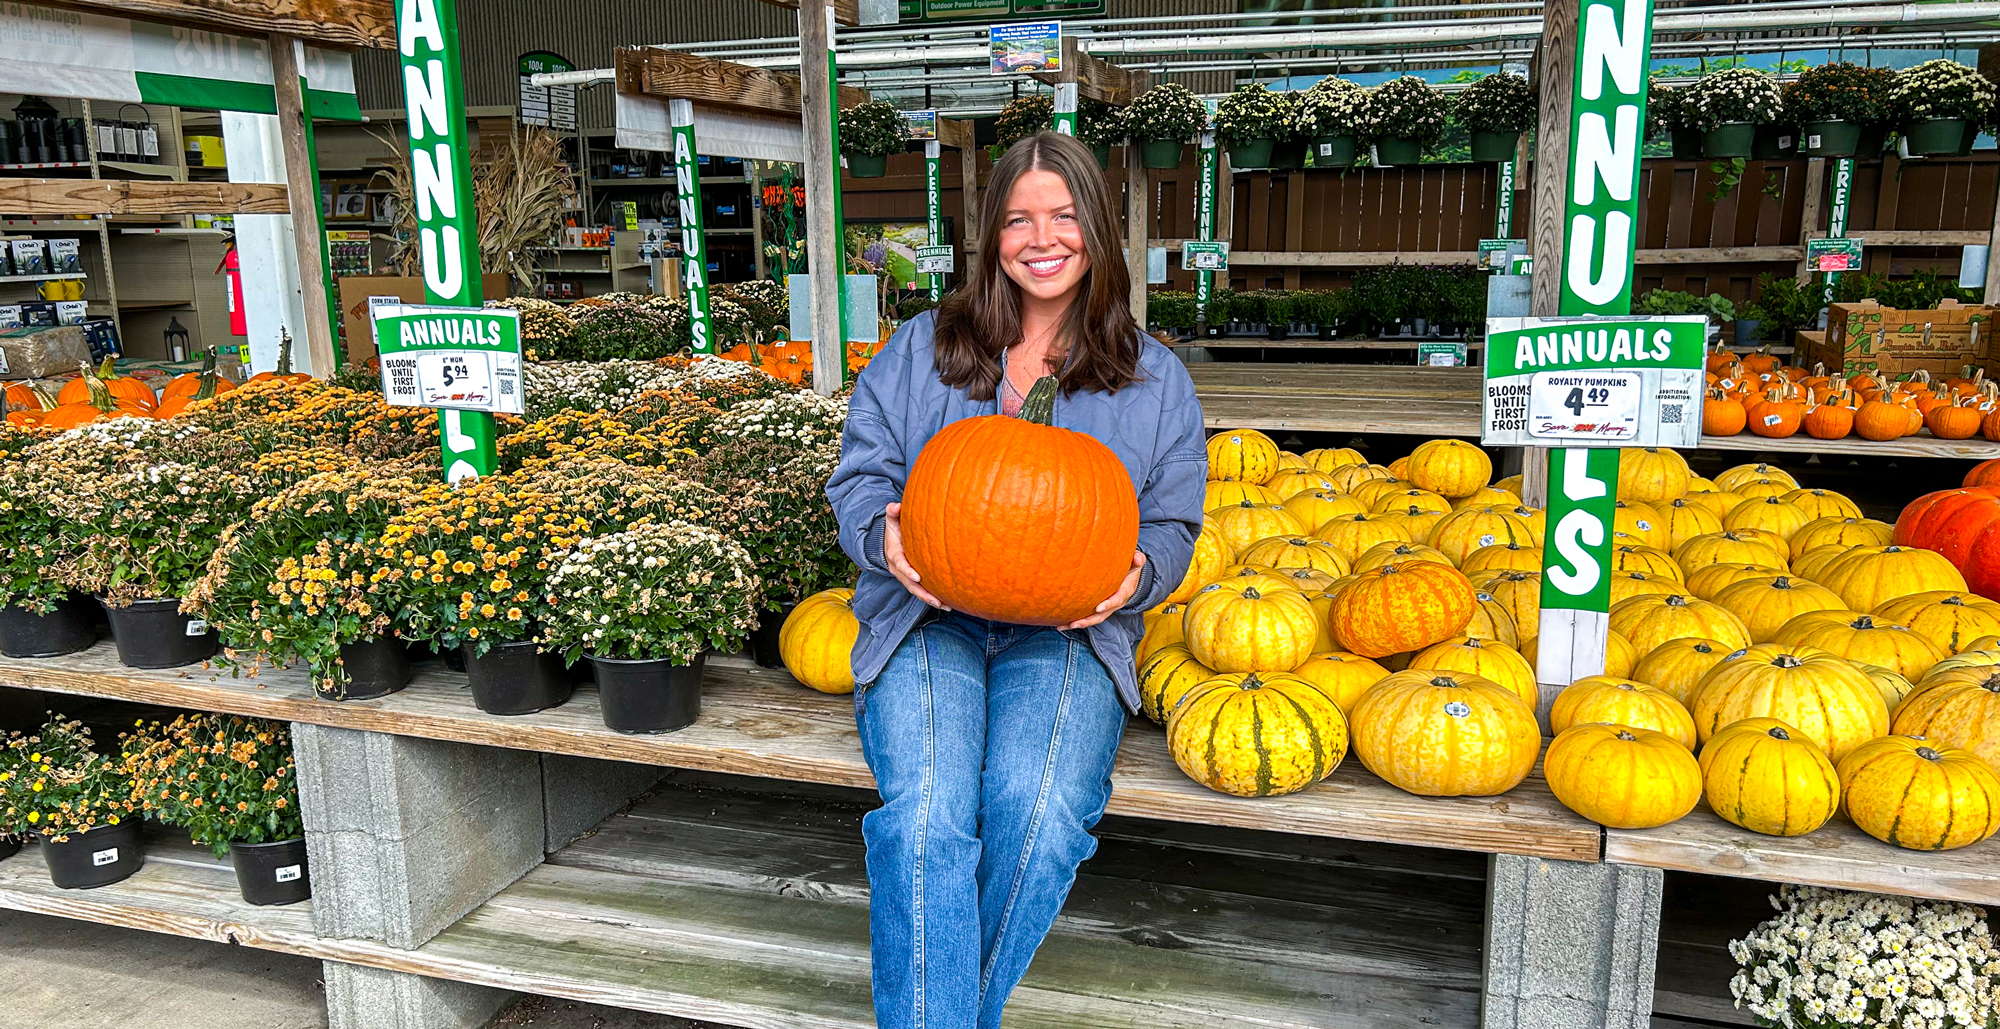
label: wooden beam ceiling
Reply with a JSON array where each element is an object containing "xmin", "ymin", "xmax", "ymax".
[
  {"xmin": 37, "ymin": 0, "xmax": 395, "ymax": 49},
  {"xmin": 615, "ymin": 47, "xmax": 869, "ymax": 116}
]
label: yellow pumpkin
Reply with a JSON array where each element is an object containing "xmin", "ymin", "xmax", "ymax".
[
  {"xmin": 1788, "ymin": 546, "xmax": 1854, "ymax": 584},
  {"xmin": 1700, "ymin": 719, "xmax": 1841, "ymax": 836},
  {"xmin": 1213, "ymin": 563, "xmax": 1290, "ymax": 589},
  {"xmin": 1327, "ymin": 463, "xmax": 1395, "ymax": 493},
  {"xmin": 1166, "ymin": 671, "xmax": 1348, "ymax": 798},
  {"xmin": 1459, "ymin": 543, "xmax": 1544, "ymax": 579},
  {"xmin": 1426, "ymin": 504, "xmax": 1541, "ymax": 565},
  {"xmin": 1813, "ymin": 545, "xmax": 1969, "ymax": 614},
  {"xmin": 1137, "ymin": 602, "xmax": 1189, "ymax": 663},
  {"xmin": 1612, "ymin": 500, "xmax": 1669, "ymax": 550},
  {"xmin": 1367, "ymin": 488, "xmax": 1452, "ymax": 516},
  {"xmin": 1450, "ymin": 485, "xmax": 1521, "ymax": 510},
  {"xmin": 1674, "ymin": 531, "xmax": 1790, "ymax": 574},
  {"xmin": 1787, "ymin": 516, "xmax": 1895, "ymax": 560},
  {"xmin": 1723, "ymin": 497, "xmax": 1813, "ymax": 542},
  {"xmin": 1608, "ymin": 543, "xmax": 1682, "ymax": 582},
  {"xmin": 778, "ymin": 588, "xmax": 859, "ymax": 694},
  {"xmin": 1481, "ymin": 570, "xmax": 1542, "ymax": 642},
  {"xmin": 1347, "ymin": 477, "xmax": 1415, "ymax": 509},
  {"xmin": 1163, "ymin": 523, "xmax": 1234, "ymax": 606},
  {"xmin": 1608, "ymin": 593, "xmax": 1752, "ymax": 655},
  {"xmin": 1329, "ymin": 562, "xmax": 1477, "ymax": 659},
  {"xmin": 1923, "ymin": 648, "xmax": 2000, "ymax": 681},
  {"xmin": 1683, "ymin": 562, "xmax": 1785, "ymax": 601},
  {"xmin": 1137, "ymin": 644, "xmax": 1216, "ymax": 725},
  {"xmin": 1351, "ymin": 540, "xmax": 1453, "ymax": 573},
  {"xmin": 1770, "ymin": 612, "xmax": 1948, "ymax": 682},
  {"xmin": 1630, "ymin": 637, "xmax": 1732, "ymax": 707},
  {"xmin": 1691, "ymin": 643, "xmax": 1890, "ymax": 760},
  {"xmin": 1892, "ymin": 667, "xmax": 2000, "ymax": 773},
  {"xmin": 1873, "ymin": 592, "xmax": 2000, "ymax": 656},
  {"xmin": 1283, "ymin": 490, "xmax": 1369, "ymax": 533},
  {"xmin": 1714, "ymin": 462, "xmax": 1799, "ymax": 492},
  {"xmin": 1182, "ymin": 583, "xmax": 1320, "ymax": 673},
  {"xmin": 1680, "ymin": 489, "xmax": 1747, "ymax": 519},
  {"xmin": 1262, "ymin": 467, "xmax": 1341, "ymax": 500},
  {"xmin": 1270, "ymin": 567, "xmax": 1340, "ymax": 594},
  {"xmin": 1713, "ymin": 575, "xmax": 1848, "ymax": 643},
  {"xmin": 1837, "ymin": 734, "xmax": 2000, "ymax": 850},
  {"xmin": 1618, "ymin": 447, "xmax": 1693, "ymax": 503},
  {"xmin": 1608, "ymin": 571, "xmax": 1684, "ymax": 608},
  {"xmin": 1312, "ymin": 512, "xmax": 1416, "ymax": 565},
  {"xmin": 1348, "ymin": 670, "xmax": 1541, "ymax": 797},
  {"xmin": 1549, "ymin": 676, "xmax": 1697, "ymax": 748},
  {"xmin": 1374, "ymin": 506, "xmax": 1447, "ymax": 542},
  {"xmin": 1204, "ymin": 480, "xmax": 1282, "ymax": 512},
  {"xmin": 1856, "ymin": 662, "xmax": 1918, "ymax": 714},
  {"xmin": 1407, "ymin": 636, "xmax": 1538, "ymax": 708},
  {"xmin": 1291, "ymin": 650, "xmax": 1392, "ymax": 715},
  {"xmin": 1209, "ymin": 501, "xmax": 1308, "ymax": 558},
  {"xmin": 1660, "ymin": 497, "xmax": 1725, "ymax": 550},
  {"xmin": 1239, "ymin": 535, "xmax": 1353, "ymax": 577},
  {"xmin": 1302, "ymin": 447, "xmax": 1366, "ymax": 473},
  {"xmin": 1732, "ymin": 478, "xmax": 1795, "ymax": 501},
  {"xmin": 1778, "ymin": 488, "xmax": 1862, "ymax": 522},
  {"xmin": 1404, "ymin": 438, "xmax": 1492, "ymax": 498},
  {"xmin": 1544, "ymin": 723, "xmax": 1702, "ymax": 828},
  {"xmin": 1274, "ymin": 451, "xmax": 1307, "ymax": 471},
  {"xmin": 1206, "ymin": 429, "xmax": 1281, "ymax": 484},
  {"xmin": 1464, "ymin": 590, "xmax": 1522, "ymax": 649}
]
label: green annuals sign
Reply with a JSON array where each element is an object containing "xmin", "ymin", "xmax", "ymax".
[
  {"xmin": 372, "ymin": 305, "xmax": 523, "ymax": 416},
  {"xmin": 670, "ymin": 100, "xmax": 715, "ymax": 355},
  {"xmin": 1559, "ymin": 0, "xmax": 1655, "ymax": 317},
  {"xmin": 1482, "ymin": 316, "xmax": 1707, "ymax": 446}
]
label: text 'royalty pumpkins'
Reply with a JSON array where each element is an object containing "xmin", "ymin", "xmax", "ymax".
[{"xmin": 900, "ymin": 377, "xmax": 1141, "ymax": 625}]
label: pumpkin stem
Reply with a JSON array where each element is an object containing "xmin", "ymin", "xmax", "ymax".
[
  {"xmin": 1429, "ymin": 676, "xmax": 1457, "ymax": 688},
  {"xmin": 1772, "ymin": 653, "xmax": 1804, "ymax": 669},
  {"xmin": 1018, "ymin": 374, "xmax": 1059, "ymax": 425},
  {"xmin": 193, "ymin": 348, "xmax": 220, "ymax": 402},
  {"xmin": 1916, "ymin": 746, "xmax": 1943, "ymax": 761},
  {"xmin": 1852, "ymin": 614, "xmax": 1875, "ymax": 629},
  {"xmin": 1666, "ymin": 594, "xmax": 1688, "ymax": 607},
  {"xmin": 1768, "ymin": 726, "xmax": 1792, "ymax": 740},
  {"xmin": 77, "ymin": 360, "xmax": 116, "ymax": 414},
  {"xmin": 26, "ymin": 383, "xmax": 57, "ymax": 412},
  {"xmin": 1615, "ymin": 729, "xmax": 1637, "ymax": 741}
]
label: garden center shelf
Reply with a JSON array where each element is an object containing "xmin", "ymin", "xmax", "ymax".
[
  {"xmin": 1179, "ymin": 336, "xmax": 1487, "ymax": 351},
  {"xmin": 1189, "ymin": 363, "xmax": 2000, "ymax": 458}
]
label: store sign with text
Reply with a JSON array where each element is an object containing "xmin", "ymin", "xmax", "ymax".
[
  {"xmin": 372, "ymin": 304, "xmax": 523, "ymax": 416},
  {"xmin": 1481, "ymin": 315, "xmax": 1706, "ymax": 448}
]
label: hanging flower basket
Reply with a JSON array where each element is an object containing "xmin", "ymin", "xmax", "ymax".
[
  {"xmin": 1090, "ymin": 141, "xmax": 1111, "ymax": 168},
  {"xmin": 1374, "ymin": 137, "xmax": 1424, "ymax": 166},
  {"xmin": 1798, "ymin": 120, "xmax": 1863, "ymax": 158},
  {"xmin": 1892, "ymin": 59, "xmax": 1995, "ymax": 157},
  {"xmin": 1469, "ymin": 130, "xmax": 1520, "ymax": 163},
  {"xmin": 1310, "ymin": 135, "xmax": 1357, "ymax": 167},
  {"xmin": 1453, "ymin": 73, "xmax": 1534, "ymax": 163},
  {"xmin": 1751, "ymin": 124, "xmax": 1797, "ymax": 161},
  {"xmin": 1906, "ymin": 118, "xmax": 1969, "ymax": 156},
  {"xmin": 1701, "ymin": 122, "xmax": 1756, "ymax": 159},
  {"xmin": 1125, "ymin": 83, "xmax": 1206, "ymax": 170},
  {"xmin": 1139, "ymin": 138, "xmax": 1184, "ymax": 169},
  {"xmin": 846, "ymin": 153, "xmax": 888, "ymax": 178},
  {"xmin": 1226, "ymin": 138, "xmax": 1275, "ymax": 170},
  {"xmin": 1670, "ymin": 128, "xmax": 1704, "ymax": 159}
]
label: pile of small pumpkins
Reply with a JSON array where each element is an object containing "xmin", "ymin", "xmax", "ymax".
[
  {"xmin": 3, "ymin": 350, "xmax": 305, "ymax": 429},
  {"xmin": 1701, "ymin": 347, "xmax": 2000, "ymax": 443},
  {"xmin": 716, "ymin": 338, "xmax": 883, "ymax": 387},
  {"xmin": 1138, "ymin": 428, "xmax": 2000, "ymax": 854}
]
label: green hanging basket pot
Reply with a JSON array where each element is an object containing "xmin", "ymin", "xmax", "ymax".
[
  {"xmin": 1856, "ymin": 124, "xmax": 1889, "ymax": 156},
  {"xmin": 1799, "ymin": 120, "xmax": 1863, "ymax": 158},
  {"xmin": 1905, "ymin": 118, "xmax": 1968, "ymax": 157},
  {"xmin": 1701, "ymin": 122, "xmax": 1756, "ymax": 159},
  {"xmin": 1373, "ymin": 137, "xmax": 1423, "ymax": 167},
  {"xmin": 1269, "ymin": 138, "xmax": 1308, "ymax": 171},
  {"xmin": 1469, "ymin": 130, "xmax": 1520, "ymax": 163},
  {"xmin": 1091, "ymin": 141, "xmax": 1112, "ymax": 169},
  {"xmin": 846, "ymin": 153, "xmax": 889, "ymax": 178},
  {"xmin": 1670, "ymin": 128, "xmax": 1704, "ymax": 159},
  {"xmin": 1140, "ymin": 138, "xmax": 1184, "ymax": 170},
  {"xmin": 1310, "ymin": 135, "xmax": 1357, "ymax": 168},
  {"xmin": 1958, "ymin": 121, "xmax": 1981, "ymax": 156},
  {"xmin": 1751, "ymin": 124, "xmax": 1797, "ymax": 161},
  {"xmin": 1226, "ymin": 138, "xmax": 1275, "ymax": 170}
]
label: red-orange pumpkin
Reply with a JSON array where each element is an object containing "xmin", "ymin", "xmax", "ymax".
[
  {"xmin": 900, "ymin": 376, "xmax": 1139, "ymax": 625},
  {"xmin": 1895, "ymin": 486, "xmax": 2000, "ymax": 605}
]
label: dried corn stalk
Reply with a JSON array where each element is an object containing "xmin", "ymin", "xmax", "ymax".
[{"xmin": 377, "ymin": 127, "xmax": 577, "ymax": 293}]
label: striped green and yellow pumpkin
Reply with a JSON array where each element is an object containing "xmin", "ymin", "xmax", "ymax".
[
  {"xmin": 1165, "ymin": 671, "xmax": 1349, "ymax": 797},
  {"xmin": 1698, "ymin": 718, "xmax": 1840, "ymax": 837},
  {"xmin": 1137, "ymin": 644, "xmax": 1216, "ymax": 726}
]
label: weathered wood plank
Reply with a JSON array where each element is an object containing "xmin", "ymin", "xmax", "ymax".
[
  {"xmin": 1032, "ymin": 38, "xmax": 1136, "ymax": 106},
  {"xmin": 615, "ymin": 47, "xmax": 868, "ymax": 117},
  {"xmin": 38, "ymin": 0, "xmax": 394, "ymax": 49},
  {"xmin": 271, "ymin": 34, "xmax": 336, "ymax": 378},
  {"xmin": 0, "ymin": 647, "xmax": 1602, "ymax": 861},
  {"xmin": 755, "ymin": 0, "xmax": 862, "ymax": 27},
  {"xmin": 0, "ymin": 178, "xmax": 289, "ymax": 215},
  {"xmin": 936, "ymin": 116, "xmax": 975, "ymax": 154},
  {"xmin": 1606, "ymin": 803, "xmax": 2000, "ymax": 907}
]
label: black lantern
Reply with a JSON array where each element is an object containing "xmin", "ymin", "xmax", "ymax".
[{"xmin": 164, "ymin": 316, "xmax": 189, "ymax": 362}]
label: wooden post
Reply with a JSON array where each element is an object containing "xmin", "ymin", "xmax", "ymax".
[
  {"xmin": 799, "ymin": 0, "xmax": 845, "ymax": 396},
  {"xmin": 1985, "ymin": 177, "xmax": 2000, "ymax": 306},
  {"xmin": 1796, "ymin": 158, "xmax": 1826, "ymax": 284},
  {"xmin": 1519, "ymin": 0, "xmax": 1579, "ymax": 511},
  {"xmin": 1124, "ymin": 71, "xmax": 1151, "ymax": 326},
  {"xmin": 959, "ymin": 143, "xmax": 981, "ymax": 256},
  {"xmin": 269, "ymin": 34, "xmax": 336, "ymax": 377}
]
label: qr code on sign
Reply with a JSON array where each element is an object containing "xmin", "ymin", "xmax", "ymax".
[{"xmin": 1660, "ymin": 405, "xmax": 1683, "ymax": 424}]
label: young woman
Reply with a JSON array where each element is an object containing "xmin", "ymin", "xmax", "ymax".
[{"xmin": 827, "ymin": 130, "xmax": 1206, "ymax": 1027}]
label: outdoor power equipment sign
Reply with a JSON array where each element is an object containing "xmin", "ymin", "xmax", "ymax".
[
  {"xmin": 373, "ymin": 304, "xmax": 524, "ymax": 416},
  {"xmin": 1481, "ymin": 316, "xmax": 1706, "ymax": 448}
]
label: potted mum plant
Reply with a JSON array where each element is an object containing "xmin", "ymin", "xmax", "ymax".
[
  {"xmin": 1079, "ymin": 98, "xmax": 1127, "ymax": 168},
  {"xmin": 1453, "ymin": 72, "xmax": 1534, "ymax": 162},
  {"xmin": 992, "ymin": 92, "xmax": 1053, "ymax": 157},
  {"xmin": 1891, "ymin": 58, "xmax": 1997, "ymax": 157},
  {"xmin": 1781, "ymin": 62, "xmax": 1895, "ymax": 158},
  {"xmin": 838, "ymin": 99, "xmax": 909, "ymax": 178},
  {"xmin": 1685, "ymin": 67, "xmax": 1784, "ymax": 159},
  {"xmin": 1124, "ymin": 83, "xmax": 1207, "ymax": 169},
  {"xmin": 544, "ymin": 520, "xmax": 761, "ymax": 734},
  {"xmin": 125, "ymin": 714, "xmax": 309, "ymax": 906},
  {"xmin": 1213, "ymin": 83, "xmax": 1294, "ymax": 170},
  {"xmin": 1294, "ymin": 76, "xmax": 1366, "ymax": 168},
  {"xmin": 1648, "ymin": 80, "xmax": 1702, "ymax": 159},
  {"xmin": 0, "ymin": 427, "xmax": 94, "ymax": 659},
  {"xmin": 0, "ymin": 717, "xmax": 144, "ymax": 889},
  {"xmin": 1359, "ymin": 76, "xmax": 1450, "ymax": 166}
]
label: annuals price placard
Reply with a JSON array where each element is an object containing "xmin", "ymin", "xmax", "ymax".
[
  {"xmin": 1481, "ymin": 315, "xmax": 1706, "ymax": 448},
  {"xmin": 372, "ymin": 304, "xmax": 524, "ymax": 416}
]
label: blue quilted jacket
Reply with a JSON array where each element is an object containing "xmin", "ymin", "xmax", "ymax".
[{"xmin": 825, "ymin": 312, "xmax": 1208, "ymax": 712}]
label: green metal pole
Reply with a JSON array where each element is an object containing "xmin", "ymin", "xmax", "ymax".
[
  {"xmin": 1052, "ymin": 82, "xmax": 1078, "ymax": 136},
  {"xmin": 395, "ymin": 0, "xmax": 494, "ymax": 481},
  {"xmin": 671, "ymin": 100, "xmax": 715, "ymax": 354}
]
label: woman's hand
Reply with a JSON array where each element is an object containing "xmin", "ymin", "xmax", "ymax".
[
  {"xmin": 883, "ymin": 503, "xmax": 950, "ymax": 610},
  {"xmin": 1062, "ymin": 551, "xmax": 1145, "ymax": 631}
]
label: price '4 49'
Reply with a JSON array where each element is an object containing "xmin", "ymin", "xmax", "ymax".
[{"xmin": 1563, "ymin": 386, "xmax": 1614, "ymax": 416}]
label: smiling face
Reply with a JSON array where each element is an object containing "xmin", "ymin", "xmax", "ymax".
[{"xmin": 997, "ymin": 168, "xmax": 1092, "ymax": 313}]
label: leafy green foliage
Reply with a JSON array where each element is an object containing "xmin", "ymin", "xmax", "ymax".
[
  {"xmin": 839, "ymin": 100, "xmax": 911, "ymax": 159},
  {"xmin": 1452, "ymin": 73, "xmax": 1534, "ymax": 134}
]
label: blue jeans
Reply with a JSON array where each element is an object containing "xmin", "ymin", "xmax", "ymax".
[{"xmin": 854, "ymin": 611, "xmax": 1129, "ymax": 1029}]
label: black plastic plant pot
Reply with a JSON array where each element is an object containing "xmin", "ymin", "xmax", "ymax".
[
  {"xmin": 1800, "ymin": 120, "xmax": 1862, "ymax": 157},
  {"xmin": 464, "ymin": 640, "xmax": 574, "ymax": 715},
  {"xmin": 40, "ymin": 821, "xmax": 143, "ymax": 890},
  {"xmin": 748, "ymin": 604, "xmax": 797, "ymax": 669},
  {"xmin": 317, "ymin": 637, "xmax": 410, "ymax": 702},
  {"xmin": 1701, "ymin": 122, "xmax": 1755, "ymax": 159},
  {"xmin": 589, "ymin": 652, "xmax": 705, "ymax": 734},
  {"xmin": 1140, "ymin": 138, "xmax": 1182, "ymax": 170},
  {"xmin": 846, "ymin": 153, "xmax": 888, "ymax": 178},
  {"xmin": 1752, "ymin": 124, "xmax": 1797, "ymax": 161},
  {"xmin": 1373, "ymin": 137, "xmax": 1422, "ymax": 167},
  {"xmin": 1266, "ymin": 322, "xmax": 1289, "ymax": 341},
  {"xmin": 100, "ymin": 597, "xmax": 216, "ymax": 669},
  {"xmin": 1268, "ymin": 139, "xmax": 1307, "ymax": 171},
  {"xmin": 1225, "ymin": 138, "xmax": 1274, "ymax": 170},
  {"xmin": 1670, "ymin": 128, "xmax": 1704, "ymax": 159},
  {"xmin": 1469, "ymin": 129, "xmax": 1519, "ymax": 163},
  {"xmin": 1958, "ymin": 121, "xmax": 1980, "ymax": 157},
  {"xmin": 229, "ymin": 838, "xmax": 310, "ymax": 906},
  {"xmin": 0, "ymin": 836, "xmax": 19, "ymax": 862},
  {"xmin": 1856, "ymin": 124, "xmax": 1888, "ymax": 157},
  {"xmin": 1904, "ymin": 118, "xmax": 1967, "ymax": 157},
  {"xmin": 1310, "ymin": 134, "xmax": 1356, "ymax": 168},
  {"xmin": 0, "ymin": 593, "xmax": 97, "ymax": 658}
]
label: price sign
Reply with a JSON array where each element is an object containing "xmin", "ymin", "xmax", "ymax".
[
  {"xmin": 1807, "ymin": 237, "xmax": 1862, "ymax": 272},
  {"xmin": 1527, "ymin": 370, "xmax": 1641, "ymax": 440},
  {"xmin": 915, "ymin": 244, "xmax": 956, "ymax": 274},
  {"xmin": 1181, "ymin": 240, "xmax": 1230, "ymax": 271},
  {"xmin": 1482, "ymin": 315, "xmax": 1706, "ymax": 449},
  {"xmin": 371, "ymin": 304, "xmax": 524, "ymax": 416}
]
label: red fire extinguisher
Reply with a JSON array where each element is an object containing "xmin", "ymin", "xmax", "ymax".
[{"xmin": 218, "ymin": 244, "xmax": 247, "ymax": 337}]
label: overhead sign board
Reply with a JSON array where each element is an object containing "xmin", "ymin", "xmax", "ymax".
[
  {"xmin": 1481, "ymin": 315, "xmax": 1706, "ymax": 448},
  {"xmin": 989, "ymin": 21, "xmax": 1061, "ymax": 75},
  {"xmin": 900, "ymin": 0, "xmax": 1103, "ymax": 22},
  {"xmin": 517, "ymin": 51, "xmax": 576, "ymax": 132},
  {"xmin": 372, "ymin": 304, "xmax": 524, "ymax": 416}
]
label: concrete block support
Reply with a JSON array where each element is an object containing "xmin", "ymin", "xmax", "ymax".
[
  {"xmin": 540, "ymin": 753, "xmax": 666, "ymax": 853},
  {"xmin": 322, "ymin": 961, "xmax": 512, "ymax": 1029},
  {"xmin": 1482, "ymin": 854, "xmax": 1663, "ymax": 1029},
  {"xmin": 291, "ymin": 722, "xmax": 545, "ymax": 948}
]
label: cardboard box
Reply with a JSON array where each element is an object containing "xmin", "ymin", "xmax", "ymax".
[
  {"xmin": 1805, "ymin": 300, "xmax": 1995, "ymax": 380},
  {"xmin": 336, "ymin": 274, "xmax": 510, "ymax": 364}
]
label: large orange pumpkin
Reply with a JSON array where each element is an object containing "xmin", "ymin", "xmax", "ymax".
[
  {"xmin": 1964, "ymin": 458, "xmax": 2000, "ymax": 488},
  {"xmin": 247, "ymin": 331, "xmax": 313, "ymax": 386},
  {"xmin": 1892, "ymin": 485, "xmax": 2000, "ymax": 604},
  {"xmin": 1330, "ymin": 562, "xmax": 1476, "ymax": 658},
  {"xmin": 900, "ymin": 376, "xmax": 1139, "ymax": 625},
  {"xmin": 1691, "ymin": 642, "xmax": 1890, "ymax": 760},
  {"xmin": 56, "ymin": 356, "xmax": 154, "ymax": 411}
]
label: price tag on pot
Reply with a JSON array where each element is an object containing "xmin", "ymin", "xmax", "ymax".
[
  {"xmin": 275, "ymin": 864, "xmax": 302, "ymax": 882},
  {"xmin": 1527, "ymin": 370, "xmax": 1641, "ymax": 441},
  {"xmin": 370, "ymin": 304, "xmax": 524, "ymax": 416},
  {"xmin": 184, "ymin": 618, "xmax": 209, "ymax": 637},
  {"xmin": 92, "ymin": 847, "xmax": 119, "ymax": 866}
]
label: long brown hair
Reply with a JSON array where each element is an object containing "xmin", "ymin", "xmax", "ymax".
[{"xmin": 932, "ymin": 130, "xmax": 1142, "ymax": 399}]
